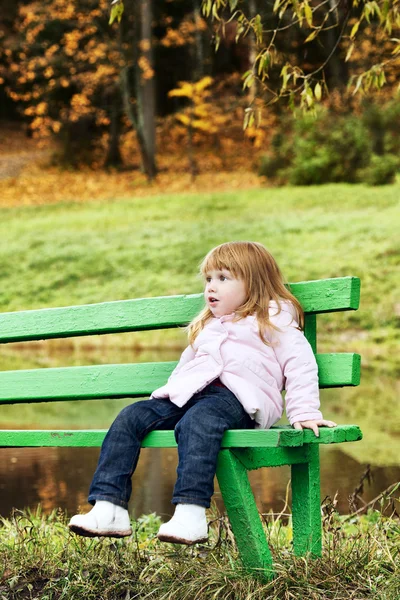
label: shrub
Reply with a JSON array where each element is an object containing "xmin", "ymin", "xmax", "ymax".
[
  {"xmin": 362, "ymin": 153, "xmax": 400, "ymax": 186},
  {"xmin": 260, "ymin": 102, "xmax": 400, "ymax": 185}
]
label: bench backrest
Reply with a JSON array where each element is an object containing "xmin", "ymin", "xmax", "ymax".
[{"xmin": 0, "ymin": 277, "xmax": 361, "ymax": 406}]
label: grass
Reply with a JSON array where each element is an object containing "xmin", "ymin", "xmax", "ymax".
[
  {"xmin": 0, "ymin": 184, "xmax": 399, "ymax": 370},
  {"xmin": 0, "ymin": 500, "xmax": 399, "ymax": 600},
  {"xmin": 0, "ymin": 184, "xmax": 398, "ymax": 328}
]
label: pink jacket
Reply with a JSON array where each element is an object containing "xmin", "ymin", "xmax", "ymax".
[{"xmin": 151, "ymin": 301, "xmax": 322, "ymax": 429}]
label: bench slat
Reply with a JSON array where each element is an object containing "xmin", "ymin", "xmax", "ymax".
[
  {"xmin": 0, "ymin": 277, "xmax": 360, "ymax": 343},
  {"xmin": 0, "ymin": 353, "xmax": 361, "ymax": 403},
  {"xmin": 290, "ymin": 276, "xmax": 360, "ymax": 314},
  {"xmin": 0, "ymin": 425, "xmax": 362, "ymax": 448}
]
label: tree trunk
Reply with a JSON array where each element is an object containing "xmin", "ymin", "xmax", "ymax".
[
  {"xmin": 135, "ymin": 0, "xmax": 157, "ymax": 180},
  {"xmin": 324, "ymin": 0, "xmax": 348, "ymax": 89},
  {"xmin": 192, "ymin": 0, "xmax": 204, "ymax": 81},
  {"xmin": 105, "ymin": 91, "xmax": 123, "ymax": 168},
  {"xmin": 118, "ymin": 11, "xmax": 157, "ymax": 180},
  {"xmin": 248, "ymin": 0, "xmax": 258, "ymax": 103}
]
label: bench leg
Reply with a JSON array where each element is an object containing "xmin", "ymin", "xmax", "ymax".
[
  {"xmin": 291, "ymin": 445, "xmax": 322, "ymax": 557},
  {"xmin": 216, "ymin": 449, "xmax": 274, "ymax": 580}
]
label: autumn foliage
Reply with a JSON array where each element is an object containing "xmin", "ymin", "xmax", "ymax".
[{"xmin": 0, "ymin": 0, "xmax": 399, "ymax": 179}]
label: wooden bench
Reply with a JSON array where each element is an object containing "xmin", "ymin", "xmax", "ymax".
[{"xmin": 0, "ymin": 276, "xmax": 362, "ymax": 579}]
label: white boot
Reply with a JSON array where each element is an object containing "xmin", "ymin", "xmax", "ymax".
[
  {"xmin": 68, "ymin": 500, "xmax": 132, "ymax": 538},
  {"xmin": 157, "ymin": 504, "xmax": 208, "ymax": 545}
]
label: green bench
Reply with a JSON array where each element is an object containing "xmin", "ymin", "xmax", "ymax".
[{"xmin": 0, "ymin": 276, "xmax": 362, "ymax": 578}]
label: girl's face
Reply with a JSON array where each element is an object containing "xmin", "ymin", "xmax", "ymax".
[{"xmin": 204, "ymin": 269, "xmax": 247, "ymax": 318}]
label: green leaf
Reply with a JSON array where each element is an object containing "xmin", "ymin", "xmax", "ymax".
[
  {"xmin": 109, "ymin": 1, "xmax": 124, "ymax": 25},
  {"xmin": 202, "ymin": 0, "xmax": 212, "ymax": 17},
  {"xmin": 242, "ymin": 72, "xmax": 255, "ymax": 90},
  {"xmin": 345, "ymin": 42, "xmax": 355, "ymax": 62},
  {"xmin": 273, "ymin": 0, "xmax": 281, "ymax": 13},
  {"xmin": 352, "ymin": 74, "xmax": 364, "ymax": 96},
  {"xmin": 304, "ymin": 2, "xmax": 313, "ymax": 27},
  {"xmin": 314, "ymin": 82, "xmax": 322, "ymax": 101},
  {"xmin": 378, "ymin": 70, "xmax": 386, "ymax": 87},
  {"xmin": 281, "ymin": 64, "xmax": 290, "ymax": 90},
  {"xmin": 229, "ymin": 0, "xmax": 239, "ymax": 10},
  {"xmin": 254, "ymin": 14, "xmax": 263, "ymax": 44},
  {"xmin": 212, "ymin": 2, "xmax": 221, "ymax": 21}
]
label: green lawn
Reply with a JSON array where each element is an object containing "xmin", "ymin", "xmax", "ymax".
[
  {"xmin": 0, "ymin": 184, "xmax": 398, "ymax": 327},
  {"xmin": 0, "ymin": 183, "xmax": 399, "ymax": 463}
]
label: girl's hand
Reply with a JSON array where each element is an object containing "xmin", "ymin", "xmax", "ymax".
[{"xmin": 292, "ymin": 419, "xmax": 337, "ymax": 437}]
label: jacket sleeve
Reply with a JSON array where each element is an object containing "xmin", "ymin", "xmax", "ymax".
[
  {"xmin": 167, "ymin": 344, "xmax": 196, "ymax": 381},
  {"xmin": 150, "ymin": 344, "xmax": 196, "ymax": 399},
  {"xmin": 268, "ymin": 307, "xmax": 323, "ymax": 425}
]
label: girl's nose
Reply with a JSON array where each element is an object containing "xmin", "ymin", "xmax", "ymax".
[{"xmin": 207, "ymin": 280, "xmax": 216, "ymax": 293}]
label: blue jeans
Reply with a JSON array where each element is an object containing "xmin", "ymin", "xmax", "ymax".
[{"xmin": 88, "ymin": 383, "xmax": 254, "ymax": 509}]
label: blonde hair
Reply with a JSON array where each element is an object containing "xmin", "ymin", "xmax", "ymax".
[{"xmin": 187, "ymin": 241, "xmax": 304, "ymax": 345}]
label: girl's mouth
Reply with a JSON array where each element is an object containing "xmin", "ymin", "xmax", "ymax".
[{"xmin": 208, "ymin": 297, "xmax": 218, "ymax": 304}]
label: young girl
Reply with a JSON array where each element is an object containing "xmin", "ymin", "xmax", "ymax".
[{"xmin": 69, "ymin": 241, "xmax": 336, "ymax": 544}]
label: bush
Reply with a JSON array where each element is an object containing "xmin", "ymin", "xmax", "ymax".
[
  {"xmin": 362, "ymin": 99, "xmax": 400, "ymax": 157},
  {"xmin": 260, "ymin": 102, "xmax": 400, "ymax": 185},
  {"xmin": 362, "ymin": 153, "xmax": 400, "ymax": 186}
]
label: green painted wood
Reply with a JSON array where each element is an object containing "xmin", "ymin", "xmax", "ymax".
[
  {"xmin": 0, "ymin": 277, "xmax": 360, "ymax": 343},
  {"xmin": 291, "ymin": 445, "xmax": 322, "ymax": 557},
  {"xmin": 232, "ymin": 447, "xmax": 312, "ymax": 469},
  {"xmin": 0, "ymin": 425, "xmax": 363, "ymax": 448},
  {"xmin": 0, "ymin": 295, "xmax": 204, "ymax": 343},
  {"xmin": 304, "ymin": 314, "xmax": 317, "ymax": 352},
  {"xmin": 0, "ymin": 353, "xmax": 361, "ymax": 404},
  {"xmin": 216, "ymin": 449, "xmax": 274, "ymax": 580},
  {"xmin": 289, "ymin": 276, "xmax": 360, "ymax": 314},
  {"xmin": 316, "ymin": 353, "xmax": 361, "ymax": 387},
  {"xmin": 0, "ymin": 362, "xmax": 176, "ymax": 402}
]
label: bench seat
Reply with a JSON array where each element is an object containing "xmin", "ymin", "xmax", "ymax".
[{"xmin": 0, "ymin": 424, "xmax": 362, "ymax": 448}]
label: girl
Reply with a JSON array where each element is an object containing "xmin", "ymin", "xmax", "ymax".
[{"xmin": 69, "ymin": 241, "xmax": 336, "ymax": 544}]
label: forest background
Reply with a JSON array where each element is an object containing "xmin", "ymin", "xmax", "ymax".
[{"xmin": 0, "ymin": 0, "xmax": 399, "ymax": 189}]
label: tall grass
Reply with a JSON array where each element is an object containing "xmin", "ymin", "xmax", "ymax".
[{"xmin": 1, "ymin": 499, "xmax": 399, "ymax": 599}]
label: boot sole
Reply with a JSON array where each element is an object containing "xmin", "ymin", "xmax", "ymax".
[
  {"xmin": 157, "ymin": 533, "xmax": 208, "ymax": 545},
  {"xmin": 68, "ymin": 524, "xmax": 132, "ymax": 538}
]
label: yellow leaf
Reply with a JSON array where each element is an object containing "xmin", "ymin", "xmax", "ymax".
[
  {"xmin": 304, "ymin": 3, "xmax": 313, "ymax": 27},
  {"xmin": 350, "ymin": 20, "xmax": 360, "ymax": 39},
  {"xmin": 177, "ymin": 114, "xmax": 191, "ymax": 126},
  {"xmin": 168, "ymin": 82, "xmax": 193, "ymax": 98},
  {"xmin": 194, "ymin": 76, "xmax": 213, "ymax": 92},
  {"xmin": 304, "ymin": 29, "xmax": 319, "ymax": 43}
]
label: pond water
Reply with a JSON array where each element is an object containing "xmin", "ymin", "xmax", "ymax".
[
  {"xmin": 1, "ymin": 338, "xmax": 399, "ymax": 520},
  {"xmin": 1, "ymin": 444, "xmax": 399, "ymax": 520}
]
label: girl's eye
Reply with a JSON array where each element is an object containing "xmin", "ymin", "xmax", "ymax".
[{"xmin": 219, "ymin": 275, "xmax": 227, "ymax": 281}]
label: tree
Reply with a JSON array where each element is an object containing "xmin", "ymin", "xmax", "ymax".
[
  {"xmin": 2, "ymin": 0, "xmax": 123, "ymax": 166},
  {"xmin": 202, "ymin": 0, "xmax": 400, "ymax": 119},
  {"xmin": 1, "ymin": 0, "xmax": 161, "ymax": 177}
]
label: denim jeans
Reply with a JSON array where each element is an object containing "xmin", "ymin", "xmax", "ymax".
[{"xmin": 88, "ymin": 383, "xmax": 255, "ymax": 509}]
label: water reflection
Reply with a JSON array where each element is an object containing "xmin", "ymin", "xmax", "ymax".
[{"xmin": 1, "ymin": 445, "xmax": 399, "ymax": 520}]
